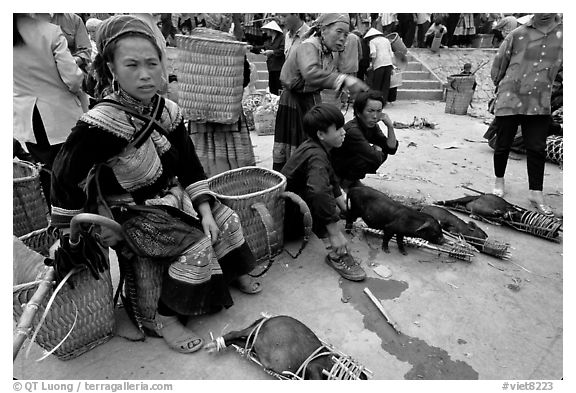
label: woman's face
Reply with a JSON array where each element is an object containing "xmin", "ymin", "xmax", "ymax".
[
  {"xmin": 107, "ymin": 36, "xmax": 162, "ymax": 103},
  {"xmin": 319, "ymin": 124, "xmax": 346, "ymax": 149},
  {"xmin": 532, "ymin": 14, "xmax": 557, "ymax": 27},
  {"xmin": 322, "ymin": 22, "xmax": 349, "ymax": 52},
  {"xmin": 358, "ymin": 98, "xmax": 383, "ymax": 128}
]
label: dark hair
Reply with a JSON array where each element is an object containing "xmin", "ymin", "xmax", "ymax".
[
  {"xmin": 92, "ymin": 31, "xmax": 162, "ymax": 98},
  {"xmin": 353, "ymin": 90, "xmax": 385, "ymax": 117},
  {"xmin": 13, "ymin": 14, "xmax": 25, "ymax": 47},
  {"xmin": 303, "ymin": 104, "xmax": 345, "ymax": 140}
]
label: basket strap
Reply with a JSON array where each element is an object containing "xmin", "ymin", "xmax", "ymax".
[
  {"xmin": 248, "ymin": 202, "xmax": 278, "ymax": 277},
  {"xmin": 280, "ymin": 191, "xmax": 312, "ymax": 259}
]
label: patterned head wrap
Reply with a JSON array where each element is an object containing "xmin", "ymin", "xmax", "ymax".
[
  {"xmin": 96, "ymin": 14, "xmax": 159, "ymax": 56},
  {"xmin": 315, "ymin": 13, "xmax": 350, "ymax": 27}
]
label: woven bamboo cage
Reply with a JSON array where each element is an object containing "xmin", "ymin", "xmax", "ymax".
[
  {"xmin": 13, "ymin": 160, "xmax": 49, "ymax": 237},
  {"xmin": 176, "ymin": 29, "xmax": 246, "ymax": 124},
  {"xmin": 13, "ymin": 228, "xmax": 115, "ymax": 360},
  {"xmin": 546, "ymin": 135, "xmax": 563, "ymax": 166},
  {"xmin": 445, "ymin": 75, "xmax": 476, "ymax": 115}
]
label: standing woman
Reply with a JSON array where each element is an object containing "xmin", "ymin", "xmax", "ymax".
[
  {"xmin": 50, "ymin": 15, "xmax": 262, "ymax": 354},
  {"xmin": 490, "ymin": 13, "xmax": 562, "ymax": 215},
  {"xmin": 364, "ymin": 28, "xmax": 395, "ymax": 107},
  {"xmin": 13, "ymin": 13, "xmax": 85, "ymax": 206},
  {"xmin": 273, "ymin": 13, "xmax": 368, "ymax": 171},
  {"xmin": 249, "ymin": 20, "xmax": 285, "ymax": 95}
]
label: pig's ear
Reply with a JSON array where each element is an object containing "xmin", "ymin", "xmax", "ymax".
[
  {"xmin": 415, "ymin": 221, "xmax": 431, "ymax": 233},
  {"xmin": 467, "ymin": 221, "xmax": 479, "ymax": 230}
]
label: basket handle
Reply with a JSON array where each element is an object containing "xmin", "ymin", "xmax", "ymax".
[
  {"xmin": 69, "ymin": 213, "xmax": 123, "ymax": 246},
  {"xmin": 279, "ymin": 191, "xmax": 312, "ymax": 259},
  {"xmin": 248, "ymin": 202, "xmax": 281, "ymax": 277}
]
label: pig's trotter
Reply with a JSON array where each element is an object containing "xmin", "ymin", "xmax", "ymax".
[
  {"xmin": 396, "ymin": 235, "xmax": 407, "ymax": 255},
  {"xmin": 382, "ymin": 232, "xmax": 393, "ymax": 253}
]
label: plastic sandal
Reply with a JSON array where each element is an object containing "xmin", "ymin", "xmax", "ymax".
[
  {"xmin": 232, "ymin": 276, "xmax": 263, "ymax": 294},
  {"xmin": 158, "ymin": 315, "xmax": 203, "ymax": 354}
]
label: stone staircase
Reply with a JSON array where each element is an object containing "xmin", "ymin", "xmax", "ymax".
[
  {"xmin": 397, "ymin": 52, "xmax": 444, "ymax": 101},
  {"xmin": 247, "ymin": 52, "xmax": 444, "ymax": 101}
]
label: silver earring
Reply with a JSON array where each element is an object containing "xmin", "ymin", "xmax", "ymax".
[{"xmin": 112, "ymin": 76, "xmax": 119, "ymax": 93}]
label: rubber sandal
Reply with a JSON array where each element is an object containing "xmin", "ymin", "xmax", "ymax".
[
  {"xmin": 158, "ymin": 315, "xmax": 203, "ymax": 354},
  {"xmin": 529, "ymin": 200, "xmax": 554, "ymax": 217},
  {"xmin": 232, "ymin": 276, "xmax": 263, "ymax": 294}
]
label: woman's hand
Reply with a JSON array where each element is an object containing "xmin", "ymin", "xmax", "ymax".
[
  {"xmin": 344, "ymin": 76, "xmax": 369, "ymax": 94},
  {"xmin": 198, "ymin": 202, "xmax": 219, "ymax": 244},
  {"xmin": 201, "ymin": 215, "xmax": 220, "ymax": 245}
]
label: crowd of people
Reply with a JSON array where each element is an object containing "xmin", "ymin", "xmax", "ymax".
[{"xmin": 13, "ymin": 12, "xmax": 562, "ymax": 355}]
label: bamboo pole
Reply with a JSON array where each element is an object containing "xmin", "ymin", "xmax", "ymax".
[{"xmin": 13, "ymin": 267, "xmax": 55, "ymax": 360}]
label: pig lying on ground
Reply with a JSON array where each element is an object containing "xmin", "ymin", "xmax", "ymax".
[
  {"xmin": 420, "ymin": 205, "xmax": 488, "ymax": 244},
  {"xmin": 205, "ymin": 315, "xmax": 369, "ymax": 380},
  {"xmin": 434, "ymin": 194, "xmax": 516, "ymax": 218},
  {"xmin": 346, "ymin": 186, "xmax": 445, "ymax": 254}
]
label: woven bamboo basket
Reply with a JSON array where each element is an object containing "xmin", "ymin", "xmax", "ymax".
[
  {"xmin": 176, "ymin": 30, "xmax": 246, "ymax": 124},
  {"xmin": 445, "ymin": 75, "xmax": 476, "ymax": 115},
  {"xmin": 13, "ymin": 228, "xmax": 115, "ymax": 360},
  {"xmin": 13, "ymin": 160, "xmax": 49, "ymax": 237},
  {"xmin": 546, "ymin": 135, "xmax": 563, "ymax": 166},
  {"xmin": 208, "ymin": 167, "xmax": 287, "ymax": 264},
  {"xmin": 253, "ymin": 110, "xmax": 276, "ymax": 135},
  {"xmin": 385, "ymin": 32, "xmax": 408, "ymax": 55}
]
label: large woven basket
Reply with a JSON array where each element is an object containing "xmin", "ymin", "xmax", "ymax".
[
  {"xmin": 208, "ymin": 167, "xmax": 288, "ymax": 264},
  {"xmin": 13, "ymin": 160, "xmax": 49, "ymax": 237},
  {"xmin": 445, "ymin": 75, "xmax": 476, "ymax": 115},
  {"xmin": 13, "ymin": 228, "xmax": 115, "ymax": 360},
  {"xmin": 176, "ymin": 29, "xmax": 246, "ymax": 124}
]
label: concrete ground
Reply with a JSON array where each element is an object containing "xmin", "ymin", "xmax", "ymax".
[{"xmin": 13, "ymin": 101, "xmax": 564, "ymax": 382}]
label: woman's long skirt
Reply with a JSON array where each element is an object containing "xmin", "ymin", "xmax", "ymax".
[{"xmin": 272, "ymin": 89, "xmax": 320, "ymax": 172}]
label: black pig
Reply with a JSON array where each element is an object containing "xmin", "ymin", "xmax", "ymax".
[
  {"xmin": 205, "ymin": 315, "xmax": 369, "ymax": 380},
  {"xmin": 346, "ymin": 186, "xmax": 445, "ymax": 254},
  {"xmin": 420, "ymin": 205, "xmax": 487, "ymax": 241}
]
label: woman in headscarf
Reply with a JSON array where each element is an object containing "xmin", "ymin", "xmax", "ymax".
[
  {"xmin": 272, "ymin": 13, "xmax": 369, "ymax": 172},
  {"xmin": 50, "ymin": 15, "xmax": 262, "ymax": 354}
]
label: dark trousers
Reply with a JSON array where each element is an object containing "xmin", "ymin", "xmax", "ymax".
[
  {"xmin": 416, "ymin": 21, "xmax": 431, "ymax": 48},
  {"xmin": 24, "ymin": 106, "xmax": 63, "ymax": 207},
  {"xmin": 371, "ymin": 65, "xmax": 393, "ymax": 107},
  {"xmin": 397, "ymin": 14, "xmax": 416, "ymax": 48},
  {"xmin": 268, "ymin": 70, "xmax": 282, "ymax": 96},
  {"xmin": 493, "ymin": 115, "xmax": 551, "ymax": 191}
]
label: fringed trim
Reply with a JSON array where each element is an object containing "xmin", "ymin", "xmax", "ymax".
[{"xmin": 51, "ymin": 206, "xmax": 84, "ymax": 227}]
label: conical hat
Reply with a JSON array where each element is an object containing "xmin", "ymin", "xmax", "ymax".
[
  {"xmin": 364, "ymin": 27, "xmax": 384, "ymax": 39},
  {"xmin": 262, "ymin": 21, "xmax": 283, "ymax": 34}
]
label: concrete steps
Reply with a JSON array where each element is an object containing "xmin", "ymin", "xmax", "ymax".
[
  {"xmin": 397, "ymin": 53, "xmax": 443, "ymax": 101},
  {"xmin": 247, "ymin": 52, "xmax": 444, "ymax": 101}
]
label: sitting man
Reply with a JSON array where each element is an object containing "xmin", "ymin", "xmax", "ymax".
[
  {"xmin": 281, "ymin": 104, "xmax": 366, "ymax": 282},
  {"xmin": 331, "ymin": 90, "xmax": 399, "ymax": 191}
]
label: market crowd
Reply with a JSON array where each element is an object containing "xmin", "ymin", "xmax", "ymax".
[{"xmin": 13, "ymin": 12, "xmax": 562, "ymax": 354}]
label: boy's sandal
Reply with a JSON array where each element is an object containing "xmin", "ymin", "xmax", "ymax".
[
  {"xmin": 158, "ymin": 315, "xmax": 203, "ymax": 354},
  {"xmin": 232, "ymin": 276, "xmax": 263, "ymax": 294}
]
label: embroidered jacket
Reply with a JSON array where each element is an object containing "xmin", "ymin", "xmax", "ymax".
[{"xmin": 51, "ymin": 92, "xmax": 213, "ymax": 227}]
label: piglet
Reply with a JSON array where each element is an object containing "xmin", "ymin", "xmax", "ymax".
[
  {"xmin": 205, "ymin": 315, "xmax": 368, "ymax": 380},
  {"xmin": 420, "ymin": 205, "xmax": 487, "ymax": 243},
  {"xmin": 435, "ymin": 194, "xmax": 516, "ymax": 218},
  {"xmin": 346, "ymin": 186, "xmax": 445, "ymax": 255}
]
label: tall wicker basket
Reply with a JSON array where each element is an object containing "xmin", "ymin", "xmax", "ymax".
[
  {"xmin": 445, "ymin": 75, "xmax": 476, "ymax": 115},
  {"xmin": 208, "ymin": 167, "xmax": 311, "ymax": 265},
  {"xmin": 13, "ymin": 160, "xmax": 49, "ymax": 237},
  {"xmin": 176, "ymin": 28, "xmax": 246, "ymax": 124},
  {"xmin": 13, "ymin": 228, "xmax": 115, "ymax": 360}
]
